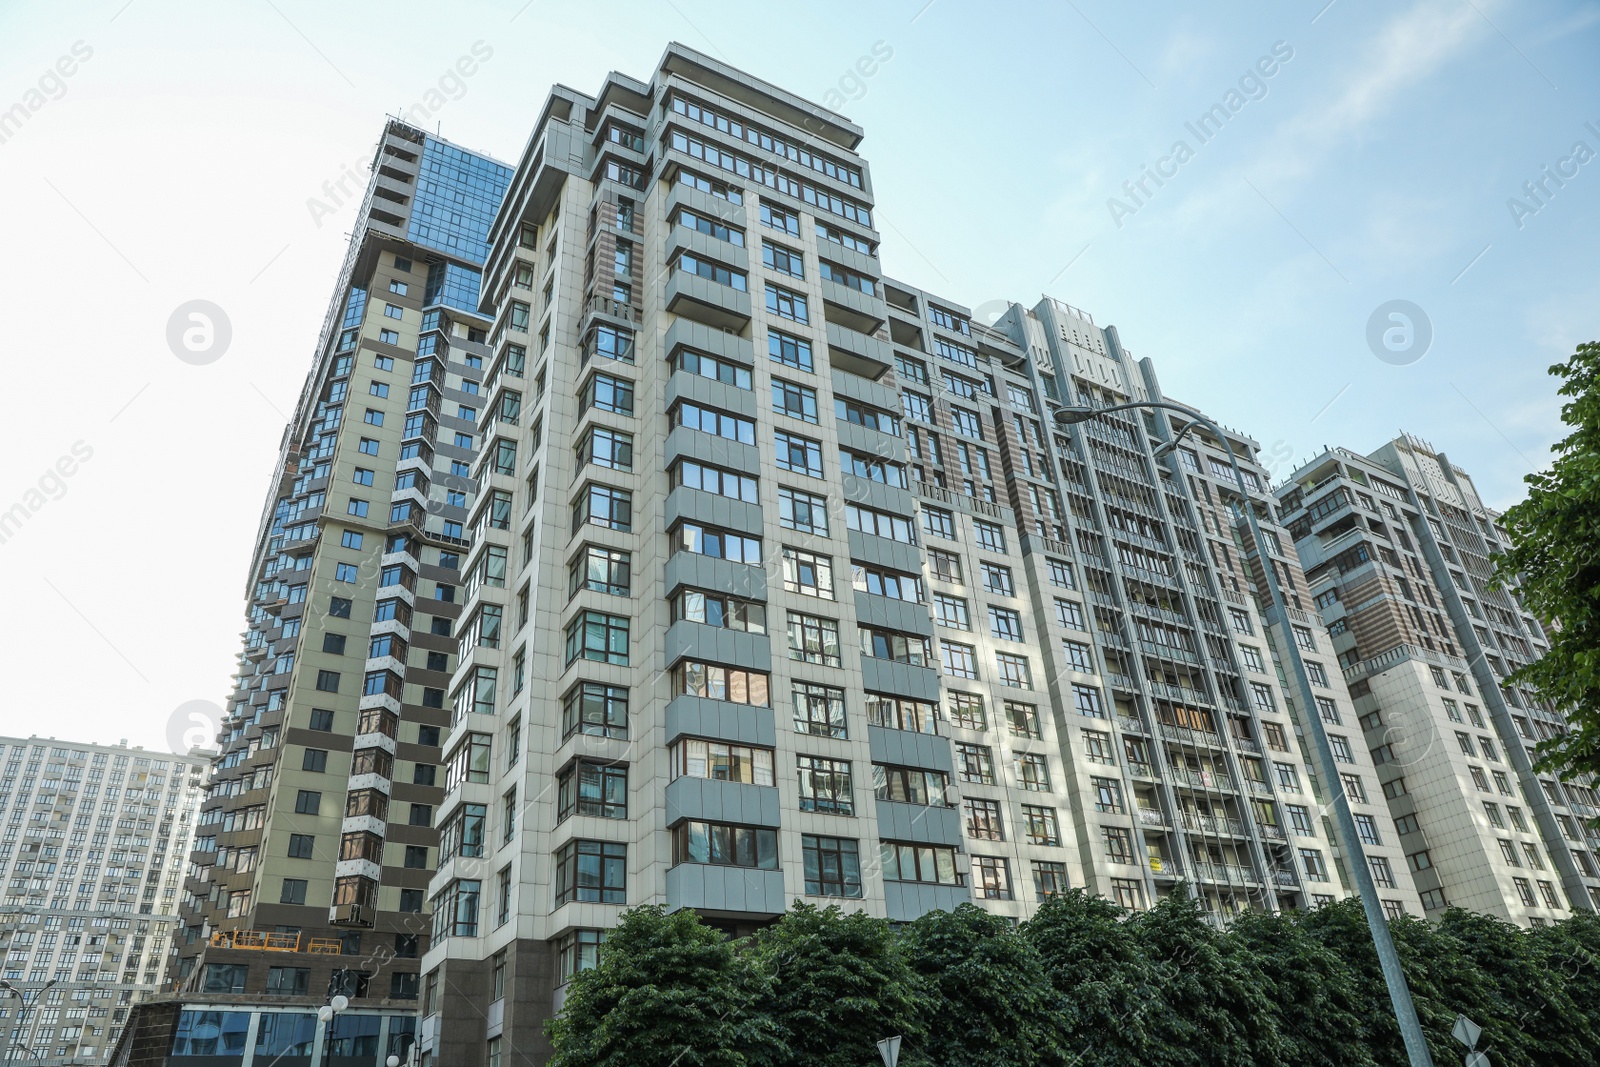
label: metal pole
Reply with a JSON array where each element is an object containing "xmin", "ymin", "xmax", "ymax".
[{"xmin": 1056, "ymin": 400, "xmax": 1436, "ymax": 1067}]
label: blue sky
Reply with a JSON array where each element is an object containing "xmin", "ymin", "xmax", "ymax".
[{"xmin": 0, "ymin": 0, "xmax": 1595, "ymax": 748}]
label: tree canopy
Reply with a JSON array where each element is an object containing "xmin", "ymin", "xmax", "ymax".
[
  {"xmin": 1493, "ymin": 340, "xmax": 1600, "ymax": 780},
  {"xmin": 546, "ymin": 894, "xmax": 1600, "ymax": 1067}
]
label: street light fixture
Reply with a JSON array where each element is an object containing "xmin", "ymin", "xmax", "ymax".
[
  {"xmin": 1054, "ymin": 399, "xmax": 1436, "ymax": 1067},
  {"xmin": 316, "ymin": 994, "xmax": 350, "ymax": 1067},
  {"xmin": 0, "ymin": 979, "xmax": 58, "ymax": 1066}
]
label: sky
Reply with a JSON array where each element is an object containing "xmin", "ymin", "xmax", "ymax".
[{"xmin": 0, "ymin": 0, "xmax": 1595, "ymax": 753}]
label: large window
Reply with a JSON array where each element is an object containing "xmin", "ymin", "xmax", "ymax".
[
  {"xmin": 802, "ymin": 835, "xmax": 862, "ymax": 897},
  {"xmin": 572, "ymin": 483, "xmax": 632, "ymax": 533},
  {"xmin": 562, "ymin": 682, "xmax": 628, "ymax": 740},
  {"xmin": 672, "ymin": 821, "xmax": 778, "ymax": 868},
  {"xmin": 672, "ymin": 400, "xmax": 756, "ymax": 444},
  {"xmin": 564, "ymin": 611, "xmax": 629, "ymax": 666},
  {"xmin": 569, "ymin": 545, "xmax": 631, "ymax": 597},
  {"xmin": 779, "ymin": 487, "xmax": 830, "ymax": 534},
  {"xmin": 674, "ymin": 522, "xmax": 761, "ymax": 564},
  {"xmin": 880, "ymin": 842, "xmax": 961, "ymax": 885},
  {"xmin": 580, "ymin": 372, "xmax": 634, "ymax": 415},
  {"xmin": 557, "ymin": 760, "xmax": 628, "ymax": 822},
  {"xmin": 673, "ymin": 459, "xmax": 759, "ymax": 503},
  {"xmin": 873, "ymin": 764, "xmax": 951, "ymax": 806},
  {"xmin": 773, "ymin": 378, "xmax": 820, "ymax": 422},
  {"xmin": 768, "ymin": 330, "xmax": 814, "ymax": 372},
  {"xmin": 776, "ymin": 430, "xmax": 823, "ymax": 477},
  {"xmin": 782, "ymin": 547, "xmax": 834, "ymax": 599},
  {"xmin": 669, "ymin": 739, "xmax": 775, "ymax": 785},
  {"xmin": 673, "ymin": 589, "xmax": 767, "ymax": 633},
  {"xmin": 797, "ymin": 756, "xmax": 854, "ymax": 815},
  {"xmin": 794, "ymin": 682, "xmax": 848, "ymax": 738},
  {"xmin": 788, "ymin": 611, "xmax": 842, "ymax": 666},
  {"xmin": 432, "ymin": 878, "xmax": 482, "ymax": 937},
  {"xmin": 555, "ymin": 841, "xmax": 627, "ymax": 905},
  {"xmin": 676, "ymin": 660, "xmax": 771, "ymax": 706},
  {"xmin": 865, "ymin": 693, "xmax": 939, "ymax": 734},
  {"xmin": 846, "ymin": 504, "xmax": 917, "ymax": 543}
]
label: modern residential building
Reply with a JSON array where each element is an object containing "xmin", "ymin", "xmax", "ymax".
[
  {"xmin": 1276, "ymin": 438, "xmax": 1600, "ymax": 924},
  {"xmin": 0, "ymin": 736, "xmax": 207, "ymax": 1065},
  {"xmin": 414, "ymin": 44, "xmax": 1422, "ymax": 1067},
  {"xmin": 112, "ymin": 120, "xmax": 512, "ymax": 1066}
]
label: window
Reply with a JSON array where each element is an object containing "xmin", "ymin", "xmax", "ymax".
[
  {"xmin": 674, "ymin": 589, "xmax": 767, "ymax": 634},
  {"xmin": 772, "ymin": 378, "xmax": 819, "ymax": 422},
  {"xmin": 782, "ymin": 547, "xmax": 833, "ymax": 599},
  {"xmin": 1287, "ymin": 805, "xmax": 1314, "ymax": 836},
  {"xmin": 1329, "ymin": 735, "xmax": 1355, "ymax": 763},
  {"xmin": 934, "ymin": 594, "xmax": 971, "ymax": 630},
  {"xmin": 972, "ymin": 855, "xmax": 1013, "ymax": 899},
  {"xmin": 995, "ymin": 652, "xmax": 1032, "ymax": 688},
  {"xmin": 964, "ymin": 798, "xmax": 1004, "ymax": 840},
  {"xmin": 670, "ymin": 739, "xmax": 775, "ymax": 786},
  {"xmin": 779, "ymin": 488, "xmax": 830, "ymax": 534},
  {"xmin": 279, "ymin": 878, "xmax": 307, "ymax": 905},
  {"xmin": 1306, "ymin": 662, "xmax": 1330, "ymax": 687},
  {"xmin": 797, "ymin": 756, "xmax": 854, "ymax": 815},
  {"xmin": 554, "ymin": 841, "xmax": 627, "ymax": 906},
  {"xmin": 947, "ymin": 691, "xmax": 986, "ymax": 730},
  {"xmin": 787, "ymin": 612, "xmax": 841, "ymax": 667},
  {"xmin": 675, "ymin": 522, "xmax": 761, "ymax": 565},
  {"xmin": 776, "ymin": 430, "xmax": 824, "ymax": 477},
  {"xmin": 674, "ymin": 459, "xmax": 759, "ymax": 503},
  {"xmin": 1091, "ymin": 777, "xmax": 1124, "ymax": 813},
  {"xmin": 956, "ymin": 743, "xmax": 995, "ymax": 785},
  {"xmin": 836, "ymin": 397, "xmax": 900, "ymax": 435},
  {"xmin": 1512, "ymin": 877, "xmax": 1537, "ymax": 907},
  {"xmin": 988, "ymin": 607, "xmax": 1023, "ymax": 641},
  {"xmin": 1055, "ymin": 599, "xmax": 1087, "ymax": 631},
  {"xmin": 581, "ymin": 372, "xmax": 634, "ymax": 415},
  {"xmin": 1102, "ymin": 826, "xmax": 1135, "ymax": 864},
  {"xmin": 1015, "ymin": 753, "xmax": 1050, "ymax": 791},
  {"xmin": 674, "ymin": 251, "xmax": 746, "ymax": 291},
  {"xmin": 873, "ymin": 763, "xmax": 952, "ymax": 805},
  {"xmin": 577, "ymin": 426, "xmax": 634, "ymax": 472},
  {"xmin": 1340, "ymin": 774, "xmax": 1368, "ymax": 803},
  {"xmin": 765, "ymin": 284, "xmax": 809, "ymax": 324},
  {"xmin": 562, "ymin": 682, "xmax": 628, "ymax": 741},
  {"xmin": 557, "ymin": 761, "xmax": 628, "ymax": 822},
  {"xmin": 881, "ymin": 842, "xmax": 962, "ymax": 885},
  {"xmin": 1062, "ymin": 641, "xmax": 1094, "ymax": 673},
  {"xmin": 294, "ymin": 790, "xmax": 321, "ymax": 816},
  {"xmin": 1354, "ymin": 814, "xmax": 1382, "ymax": 845},
  {"xmin": 922, "ymin": 507, "xmax": 956, "ymax": 540},
  {"xmin": 572, "ymin": 483, "xmax": 632, "ymax": 533},
  {"xmin": 1035, "ymin": 861, "xmax": 1071, "ymax": 897},
  {"xmin": 794, "ymin": 682, "xmax": 848, "ymax": 738},
  {"xmin": 761, "ymin": 202, "xmax": 800, "ymax": 235},
  {"xmin": 928, "ymin": 549, "xmax": 962, "ymax": 583},
  {"xmin": 768, "ymin": 330, "xmax": 814, "ymax": 372},
  {"xmin": 671, "ymin": 347, "xmax": 752, "ymax": 389},
  {"xmin": 941, "ymin": 641, "xmax": 978, "ymax": 679},
  {"xmin": 866, "ymin": 693, "xmax": 941, "ymax": 734},
  {"xmin": 677, "ymin": 661, "xmax": 770, "ymax": 706},
  {"xmin": 1483, "ymin": 802, "xmax": 1505, "ymax": 829},
  {"xmin": 1315, "ymin": 697, "xmax": 1341, "ymax": 724},
  {"xmin": 1300, "ymin": 849, "xmax": 1330, "ymax": 882},
  {"xmin": 762, "ymin": 240, "xmax": 803, "ymax": 276},
  {"xmin": 1073, "ymin": 684, "xmax": 1105, "ymax": 718},
  {"xmin": 802, "ymin": 835, "xmax": 862, "ymax": 898},
  {"xmin": 288, "ymin": 834, "xmax": 315, "ymax": 859},
  {"xmin": 570, "ymin": 545, "xmax": 632, "ymax": 597},
  {"xmin": 981, "ymin": 562, "xmax": 1015, "ymax": 597},
  {"xmin": 846, "ymin": 504, "xmax": 917, "ymax": 543},
  {"xmin": 302, "ymin": 749, "xmax": 328, "ymax": 773}
]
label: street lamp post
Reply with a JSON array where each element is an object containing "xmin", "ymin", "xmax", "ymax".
[
  {"xmin": 1055, "ymin": 400, "xmax": 1436, "ymax": 1067},
  {"xmin": 315, "ymin": 994, "xmax": 350, "ymax": 1067},
  {"xmin": 0, "ymin": 979, "xmax": 58, "ymax": 1066}
]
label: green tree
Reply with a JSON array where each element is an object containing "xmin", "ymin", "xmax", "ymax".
[
  {"xmin": 897, "ymin": 903, "xmax": 1066, "ymax": 1067},
  {"xmin": 1020, "ymin": 889, "xmax": 1152, "ymax": 1066},
  {"xmin": 750, "ymin": 902, "xmax": 928, "ymax": 1067},
  {"xmin": 1227, "ymin": 908, "xmax": 1377, "ymax": 1067},
  {"xmin": 1492, "ymin": 341, "xmax": 1600, "ymax": 780},
  {"xmin": 1125, "ymin": 892, "xmax": 1288, "ymax": 1067},
  {"xmin": 545, "ymin": 906, "xmax": 780, "ymax": 1067}
]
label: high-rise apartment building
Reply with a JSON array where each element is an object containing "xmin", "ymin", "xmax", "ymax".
[
  {"xmin": 114, "ymin": 121, "xmax": 512, "ymax": 1066},
  {"xmin": 412, "ymin": 44, "xmax": 1421, "ymax": 1067},
  {"xmin": 1276, "ymin": 438, "xmax": 1600, "ymax": 923},
  {"xmin": 0, "ymin": 736, "xmax": 207, "ymax": 1065}
]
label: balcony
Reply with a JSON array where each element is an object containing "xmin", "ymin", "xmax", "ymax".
[
  {"xmin": 1168, "ymin": 767, "xmax": 1235, "ymax": 792},
  {"xmin": 1137, "ymin": 807, "xmax": 1170, "ymax": 827},
  {"xmin": 1180, "ymin": 813, "xmax": 1248, "ymax": 837}
]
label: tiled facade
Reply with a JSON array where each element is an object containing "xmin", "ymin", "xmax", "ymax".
[
  {"xmin": 1277, "ymin": 439, "xmax": 1600, "ymax": 924},
  {"xmin": 0, "ymin": 737, "xmax": 206, "ymax": 1065},
  {"xmin": 417, "ymin": 45, "xmax": 1423, "ymax": 1067}
]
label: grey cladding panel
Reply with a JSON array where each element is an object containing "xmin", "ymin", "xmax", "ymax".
[
  {"xmin": 835, "ymin": 419, "xmax": 907, "ymax": 463},
  {"xmin": 665, "ymin": 864, "xmax": 786, "ymax": 917},
  {"xmin": 665, "ymin": 486, "xmax": 764, "ymax": 538},
  {"xmin": 883, "ymin": 880, "xmax": 970, "ymax": 922},
  {"xmin": 665, "ymin": 620, "xmax": 772, "ymax": 672},
  {"xmin": 665, "ymin": 424, "xmax": 761, "ymax": 478},
  {"xmin": 874, "ymin": 799, "xmax": 963, "ymax": 846},
  {"xmin": 666, "ymin": 695, "xmax": 777, "ymax": 747},
  {"xmin": 847, "ymin": 529, "xmax": 923, "ymax": 575},
  {"xmin": 664, "ymin": 318, "xmax": 755, "ymax": 365},
  {"xmin": 860, "ymin": 657, "xmax": 942, "ymax": 702},
  {"xmin": 664, "ymin": 552, "xmax": 767, "ymax": 600},
  {"xmin": 853, "ymin": 591, "xmax": 934, "ymax": 636},
  {"xmin": 866, "ymin": 724, "xmax": 953, "ymax": 773},
  {"xmin": 665, "ymin": 777, "xmax": 781, "ymax": 827}
]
